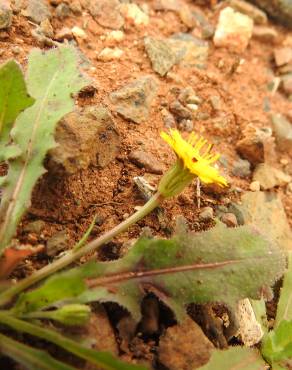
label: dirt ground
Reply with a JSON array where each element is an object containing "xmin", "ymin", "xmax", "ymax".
[{"xmin": 0, "ymin": 0, "xmax": 292, "ymax": 368}]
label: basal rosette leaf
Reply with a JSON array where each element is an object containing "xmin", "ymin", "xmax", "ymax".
[{"xmin": 0, "ymin": 46, "xmax": 89, "ymax": 254}]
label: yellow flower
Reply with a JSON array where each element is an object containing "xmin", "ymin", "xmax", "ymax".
[{"xmin": 158, "ymin": 129, "xmax": 227, "ymax": 198}]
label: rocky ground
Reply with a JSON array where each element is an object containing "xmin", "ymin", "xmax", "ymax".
[{"xmin": 1, "ymin": 0, "xmax": 292, "ymax": 369}]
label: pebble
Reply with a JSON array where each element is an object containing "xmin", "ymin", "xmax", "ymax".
[
  {"xmin": 69, "ymin": 0, "xmax": 82, "ymax": 15},
  {"xmin": 0, "ymin": 0, "xmax": 12, "ymax": 29},
  {"xmin": 161, "ymin": 108, "xmax": 176, "ymax": 128},
  {"xmin": 40, "ymin": 18, "xmax": 54, "ymax": 38},
  {"xmin": 55, "ymin": 2, "xmax": 71, "ymax": 18},
  {"xmin": 48, "ymin": 106, "xmax": 120, "ymax": 174},
  {"xmin": 220, "ymin": 213, "xmax": 238, "ymax": 227},
  {"xmin": 170, "ymin": 100, "xmax": 192, "ymax": 120},
  {"xmin": 178, "ymin": 87, "xmax": 195, "ymax": 105},
  {"xmin": 178, "ymin": 119, "xmax": 193, "ymax": 132},
  {"xmin": 11, "ymin": 45, "xmax": 22, "ymax": 55},
  {"xmin": 229, "ymin": 0, "xmax": 267, "ymax": 24},
  {"xmin": 251, "ymin": 0, "xmax": 292, "ymax": 28},
  {"xmin": 199, "ymin": 207, "xmax": 214, "ymax": 222},
  {"xmin": 253, "ymin": 163, "xmax": 291, "ymax": 190},
  {"xmin": 178, "ymin": 4, "xmax": 197, "ymax": 28},
  {"xmin": 282, "ymin": 74, "xmax": 292, "ymax": 95},
  {"xmin": 106, "ymin": 30, "xmax": 125, "ymax": 42},
  {"xmin": 274, "ymin": 47, "xmax": 292, "ymax": 67},
  {"xmin": 120, "ymin": 3, "xmax": 149, "ymax": 26},
  {"xmin": 213, "ymin": 6, "xmax": 254, "ymax": 53},
  {"xmin": 186, "ymin": 104, "xmax": 198, "ymax": 112},
  {"xmin": 209, "ymin": 95, "xmax": 221, "ymax": 111},
  {"xmin": 271, "ymin": 113, "xmax": 292, "ymax": 153},
  {"xmin": 23, "ymin": 220, "xmax": 46, "ymax": 234},
  {"xmin": 249, "ymin": 181, "xmax": 260, "ymax": 191},
  {"xmin": 46, "ymin": 230, "xmax": 68, "ymax": 257},
  {"xmin": 23, "ymin": 0, "xmax": 51, "ymax": 24},
  {"xmin": 71, "ymin": 26, "xmax": 87, "ymax": 39},
  {"xmin": 55, "ymin": 27, "xmax": 73, "ymax": 41},
  {"xmin": 129, "ymin": 150, "xmax": 163, "ymax": 174},
  {"xmin": 88, "ymin": 0, "xmax": 124, "ymax": 30},
  {"xmin": 252, "ymin": 26, "xmax": 278, "ymax": 43},
  {"xmin": 97, "ymin": 47, "xmax": 123, "ymax": 61},
  {"xmin": 110, "ymin": 75, "xmax": 159, "ymax": 124},
  {"xmin": 232, "ymin": 159, "xmax": 251, "ymax": 178}
]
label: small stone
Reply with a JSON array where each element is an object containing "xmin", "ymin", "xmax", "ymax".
[
  {"xmin": 55, "ymin": 27, "xmax": 73, "ymax": 41},
  {"xmin": 144, "ymin": 37, "xmax": 178, "ymax": 77},
  {"xmin": 97, "ymin": 47, "xmax": 123, "ymax": 61},
  {"xmin": 179, "ymin": 4, "xmax": 197, "ymax": 28},
  {"xmin": 69, "ymin": 0, "xmax": 82, "ymax": 15},
  {"xmin": 55, "ymin": 2, "xmax": 71, "ymax": 18},
  {"xmin": 40, "ymin": 18, "xmax": 54, "ymax": 38},
  {"xmin": 23, "ymin": 220, "xmax": 46, "ymax": 234},
  {"xmin": 209, "ymin": 95, "xmax": 221, "ymax": 111},
  {"xmin": 236, "ymin": 125, "xmax": 274, "ymax": 165},
  {"xmin": 24, "ymin": 0, "xmax": 51, "ymax": 24},
  {"xmin": 0, "ymin": 0, "xmax": 12, "ymax": 29},
  {"xmin": 282, "ymin": 74, "xmax": 292, "ymax": 95},
  {"xmin": 31, "ymin": 28, "xmax": 54, "ymax": 46},
  {"xmin": 72, "ymin": 26, "xmax": 87, "ymax": 39},
  {"xmin": 274, "ymin": 47, "xmax": 292, "ymax": 67},
  {"xmin": 253, "ymin": 163, "xmax": 291, "ymax": 190},
  {"xmin": 186, "ymin": 104, "xmax": 198, "ymax": 112},
  {"xmin": 11, "ymin": 45, "xmax": 22, "ymax": 55},
  {"xmin": 199, "ymin": 207, "xmax": 214, "ymax": 221},
  {"xmin": 161, "ymin": 108, "xmax": 176, "ymax": 128},
  {"xmin": 88, "ymin": 0, "xmax": 124, "ymax": 30},
  {"xmin": 229, "ymin": 0, "xmax": 267, "ymax": 24},
  {"xmin": 252, "ymin": 26, "xmax": 278, "ymax": 43},
  {"xmin": 232, "ymin": 159, "xmax": 251, "ymax": 178},
  {"xmin": 271, "ymin": 113, "xmax": 292, "ymax": 153},
  {"xmin": 48, "ymin": 106, "xmax": 120, "ymax": 174},
  {"xmin": 178, "ymin": 119, "xmax": 193, "ymax": 132},
  {"xmin": 169, "ymin": 100, "xmax": 192, "ymax": 120},
  {"xmin": 213, "ymin": 7, "xmax": 254, "ymax": 53},
  {"xmin": 178, "ymin": 87, "xmax": 195, "ymax": 105},
  {"xmin": 158, "ymin": 317, "xmax": 213, "ymax": 370},
  {"xmin": 220, "ymin": 213, "xmax": 238, "ymax": 227},
  {"xmin": 129, "ymin": 150, "xmax": 163, "ymax": 174},
  {"xmin": 46, "ymin": 230, "xmax": 68, "ymax": 257},
  {"xmin": 106, "ymin": 30, "xmax": 125, "ymax": 42},
  {"xmin": 110, "ymin": 75, "xmax": 159, "ymax": 124},
  {"xmin": 249, "ymin": 180, "xmax": 260, "ymax": 191},
  {"xmin": 120, "ymin": 3, "xmax": 149, "ymax": 26}
]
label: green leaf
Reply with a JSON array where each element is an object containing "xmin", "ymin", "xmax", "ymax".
[
  {"xmin": 0, "ymin": 46, "xmax": 89, "ymax": 254},
  {"xmin": 276, "ymin": 252, "xmax": 292, "ymax": 327},
  {"xmin": 0, "ymin": 314, "xmax": 147, "ymax": 370},
  {"xmin": 0, "ymin": 333, "xmax": 76, "ymax": 370},
  {"xmin": 262, "ymin": 320, "xmax": 292, "ymax": 365},
  {"xmin": 197, "ymin": 347, "xmax": 267, "ymax": 370},
  {"xmin": 0, "ymin": 60, "xmax": 34, "ymax": 161}
]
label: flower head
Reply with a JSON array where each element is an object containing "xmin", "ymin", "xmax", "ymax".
[{"xmin": 158, "ymin": 129, "xmax": 227, "ymax": 198}]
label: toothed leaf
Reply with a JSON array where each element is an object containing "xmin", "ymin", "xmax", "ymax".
[{"xmin": 0, "ymin": 46, "xmax": 89, "ymax": 253}]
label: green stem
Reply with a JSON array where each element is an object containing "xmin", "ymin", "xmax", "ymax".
[
  {"xmin": 0, "ymin": 313, "xmax": 146, "ymax": 370},
  {"xmin": 0, "ymin": 193, "xmax": 162, "ymax": 307}
]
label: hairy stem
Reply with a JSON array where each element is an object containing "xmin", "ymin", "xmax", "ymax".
[{"xmin": 0, "ymin": 193, "xmax": 162, "ymax": 307}]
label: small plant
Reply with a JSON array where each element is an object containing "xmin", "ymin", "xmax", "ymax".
[{"xmin": 0, "ymin": 45, "xmax": 287, "ymax": 369}]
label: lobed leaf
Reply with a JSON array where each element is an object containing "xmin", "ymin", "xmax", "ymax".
[
  {"xmin": 275, "ymin": 252, "xmax": 292, "ymax": 328},
  {"xmin": 0, "ymin": 60, "xmax": 34, "ymax": 162},
  {"xmin": 0, "ymin": 46, "xmax": 89, "ymax": 254},
  {"xmin": 0, "ymin": 333, "xmax": 76, "ymax": 370},
  {"xmin": 197, "ymin": 347, "xmax": 267, "ymax": 370},
  {"xmin": 14, "ymin": 223, "xmax": 286, "ymax": 323}
]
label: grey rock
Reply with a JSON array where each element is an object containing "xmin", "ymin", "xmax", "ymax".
[
  {"xmin": 161, "ymin": 108, "xmax": 176, "ymax": 128},
  {"xmin": 232, "ymin": 159, "xmax": 251, "ymax": 178},
  {"xmin": 199, "ymin": 207, "xmax": 214, "ymax": 222},
  {"xmin": 110, "ymin": 75, "xmax": 158, "ymax": 124},
  {"xmin": 271, "ymin": 113, "xmax": 292, "ymax": 153},
  {"xmin": 0, "ymin": 1, "xmax": 12, "ymax": 29},
  {"xmin": 239, "ymin": 191, "xmax": 292, "ymax": 251},
  {"xmin": 220, "ymin": 212, "xmax": 238, "ymax": 227},
  {"xmin": 46, "ymin": 230, "xmax": 68, "ymax": 257},
  {"xmin": 87, "ymin": 0, "xmax": 124, "ymax": 30},
  {"xmin": 178, "ymin": 87, "xmax": 202, "ymax": 105},
  {"xmin": 228, "ymin": 203, "xmax": 245, "ymax": 225},
  {"xmin": 24, "ymin": 0, "xmax": 51, "ymax": 23},
  {"xmin": 48, "ymin": 106, "xmax": 120, "ymax": 174},
  {"xmin": 23, "ymin": 220, "xmax": 46, "ymax": 234},
  {"xmin": 249, "ymin": 0, "xmax": 292, "ymax": 28},
  {"xmin": 169, "ymin": 100, "xmax": 192, "ymax": 120},
  {"xmin": 55, "ymin": 2, "xmax": 71, "ymax": 18},
  {"xmin": 144, "ymin": 37, "xmax": 178, "ymax": 77},
  {"xmin": 178, "ymin": 119, "xmax": 193, "ymax": 132},
  {"xmin": 129, "ymin": 149, "xmax": 163, "ymax": 174},
  {"xmin": 159, "ymin": 317, "xmax": 213, "ymax": 370},
  {"xmin": 253, "ymin": 163, "xmax": 291, "ymax": 190}
]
